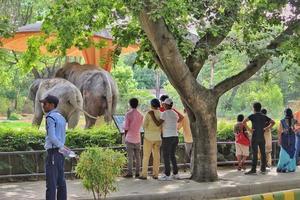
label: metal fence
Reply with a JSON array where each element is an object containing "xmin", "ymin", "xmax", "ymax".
[{"xmin": 0, "ymin": 141, "xmax": 280, "ymax": 180}]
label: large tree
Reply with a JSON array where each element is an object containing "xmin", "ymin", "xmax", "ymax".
[{"xmin": 24, "ymin": 0, "xmax": 300, "ymax": 182}]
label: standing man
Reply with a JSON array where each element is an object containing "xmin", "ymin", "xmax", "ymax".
[
  {"xmin": 294, "ymin": 110, "xmax": 300, "ymax": 165},
  {"xmin": 40, "ymin": 95, "xmax": 67, "ymax": 200},
  {"xmin": 178, "ymin": 109, "xmax": 193, "ymax": 166},
  {"xmin": 123, "ymin": 98, "xmax": 144, "ymax": 178},
  {"xmin": 261, "ymin": 108, "xmax": 273, "ymax": 168},
  {"xmin": 243, "ymin": 102, "xmax": 275, "ymax": 175}
]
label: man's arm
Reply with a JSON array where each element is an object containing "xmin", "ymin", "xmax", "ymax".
[
  {"xmin": 242, "ymin": 118, "xmax": 253, "ymax": 133},
  {"xmin": 46, "ymin": 117, "xmax": 63, "ymax": 148},
  {"xmin": 174, "ymin": 110, "xmax": 184, "ymax": 123},
  {"xmin": 123, "ymin": 114, "xmax": 130, "ymax": 136},
  {"xmin": 264, "ymin": 119, "xmax": 275, "ymax": 131},
  {"xmin": 149, "ymin": 111, "xmax": 164, "ymax": 126}
]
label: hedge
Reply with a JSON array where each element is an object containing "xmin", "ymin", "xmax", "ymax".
[
  {"xmin": 0, "ymin": 120, "xmax": 280, "ymax": 152},
  {"xmin": 0, "ymin": 124, "xmax": 120, "ymax": 152}
]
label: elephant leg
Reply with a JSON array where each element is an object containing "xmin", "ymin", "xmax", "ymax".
[
  {"xmin": 68, "ymin": 110, "xmax": 80, "ymax": 129},
  {"xmin": 83, "ymin": 96, "xmax": 100, "ymax": 129},
  {"xmin": 32, "ymin": 102, "xmax": 43, "ymax": 127}
]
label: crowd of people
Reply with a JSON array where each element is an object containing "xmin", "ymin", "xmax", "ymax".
[
  {"xmin": 234, "ymin": 102, "xmax": 300, "ymax": 175},
  {"xmin": 40, "ymin": 93, "xmax": 300, "ymax": 199},
  {"xmin": 123, "ymin": 95, "xmax": 192, "ymax": 181}
]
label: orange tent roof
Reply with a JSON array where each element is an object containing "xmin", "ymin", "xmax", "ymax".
[{"xmin": 0, "ymin": 22, "xmax": 138, "ymax": 71}]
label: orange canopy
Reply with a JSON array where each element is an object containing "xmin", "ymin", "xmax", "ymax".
[{"xmin": 0, "ymin": 22, "xmax": 138, "ymax": 71}]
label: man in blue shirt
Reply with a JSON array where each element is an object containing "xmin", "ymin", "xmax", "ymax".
[{"xmin": 40, "ymin": 95, "xmax": 67, "ymax": 200}]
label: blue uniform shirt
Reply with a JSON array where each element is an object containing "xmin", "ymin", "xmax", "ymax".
[{"xmin": 44, "ymin": 109, "xmax": 66, "ymax": 150}]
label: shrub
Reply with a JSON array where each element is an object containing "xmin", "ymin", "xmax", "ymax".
[
  {"xmin": 8, "ymin": 113, "xmax": 22, "ymax": 120},
  {"xmin": 0, "ymin": 124, "xmax": 121, "ymax": 152},
  {"xmin": 75, "ymin": 147, "xmax": 126, "ymax": 200}
]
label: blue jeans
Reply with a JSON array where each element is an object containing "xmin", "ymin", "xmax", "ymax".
[
  {"xmin": 295, "ymin": 133, "xmax": 300, "ymax": 163},
  {"xmin": 45, "ymin": 149, "xmax": 67, "ymax": 200}
]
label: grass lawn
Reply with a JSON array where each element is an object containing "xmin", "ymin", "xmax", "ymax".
[{"xmin": 0, "ymin": 121, "xmax": 32, "ymax": 129}]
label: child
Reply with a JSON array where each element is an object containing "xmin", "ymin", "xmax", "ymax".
[
  {"xmin": 123, "ymin": 98, "xmax": 144, "ymax": 178},
  {"xmin": 150, "ymin": 98, "xmax": 183, "ymax": 181},
  {"xmin": 139, "ymin": 98, "xmax": 162, "ymax": 180},
  {"xmin": 234, "ymin": 114, "xmax": 250, "ymax": 171}
]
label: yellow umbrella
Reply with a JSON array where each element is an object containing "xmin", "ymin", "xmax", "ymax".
[{"xmin": 0, "ymin": 22, "xmax": 138, "ymax": 72}]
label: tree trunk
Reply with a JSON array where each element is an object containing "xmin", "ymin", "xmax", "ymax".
[{"xmin": 189, "ymin": 99, "xmax": 218, "ymax": 182}]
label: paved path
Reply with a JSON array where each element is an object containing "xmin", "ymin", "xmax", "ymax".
[{"xmin": 1, "ymin": 167, "xmax": 300, "ymax": 200}]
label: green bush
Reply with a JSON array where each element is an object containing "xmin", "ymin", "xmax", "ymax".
[
  {"xmin": 0, "ymin": 124, "xmax": 121, "ymax": 152},
  {"xmin": 8, "ymin": 113, "xmax": 22, "ymax": 120},
  {"xmin": 75, "ymin": 147, "xmax": 126, "ymax": 199}
]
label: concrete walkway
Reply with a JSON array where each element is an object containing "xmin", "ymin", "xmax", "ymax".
[{"xmin": 1, "ymin": 167, "xmax": 300, "ymax": 200}]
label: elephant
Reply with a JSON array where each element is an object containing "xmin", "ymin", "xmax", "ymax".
[
  {"xmin": 29, "ymin": 78, "xmax": 83, "ymax": 129},
  {"xmin": 55, "ymin": 62, "xmax": 118, "ymax": 128}
]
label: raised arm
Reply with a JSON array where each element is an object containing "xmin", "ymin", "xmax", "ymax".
[
  {"xmin": 149, "ymin": 111, "xmax": 164, "ymax": 126},
  {"xmin": 264, "ymin": 119, "xmax": 275, "ymax": 131}
]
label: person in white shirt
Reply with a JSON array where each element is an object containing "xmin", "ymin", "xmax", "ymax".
[{"xmin": 150, "ymin": 98, "xmax": 183, "ymax": 181}]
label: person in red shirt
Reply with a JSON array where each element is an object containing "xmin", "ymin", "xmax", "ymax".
[{"xmin": 159, "ymin": 95, "xmax": 169, "ymax": 112}]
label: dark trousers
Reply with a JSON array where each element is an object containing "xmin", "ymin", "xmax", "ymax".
[
  {"xmin": 46, "ymin": 149, "xmax": 67, "ymax": 200},
  {"xmin": 251, "ymin": 140, "xmax": 266, "ymax": 172},
  {"xmin": 162, "ymin": 137, "xmax": 178, "ymax": 176}
]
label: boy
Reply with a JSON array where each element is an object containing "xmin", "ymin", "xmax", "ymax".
[
  {"xmin": 123, "ymin": 98, "xmax": 144, "ymax": 178},
  {"xmin": 243, "ymin": 102, "xmax": 275, "ymax": 175}
]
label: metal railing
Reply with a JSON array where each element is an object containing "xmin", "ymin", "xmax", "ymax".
[{"xmin": 0, "ymin": 141, "xmax": 280, "ymax": 180}]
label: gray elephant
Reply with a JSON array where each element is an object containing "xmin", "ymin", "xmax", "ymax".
[
  {"xmin": 29, "ymin": 78, "xmax": 83, "ymax": 129},
  {"xmin": 55, "ymin": 62, "xmax": 118, "ymax": 128}
]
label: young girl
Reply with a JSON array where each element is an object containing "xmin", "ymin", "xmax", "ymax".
[{"xmin": 234, "ymin": 114, "xmax": 250, "ymax": 171}]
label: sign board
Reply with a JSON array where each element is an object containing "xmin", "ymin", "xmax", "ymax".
[{"xmin": 112, "ymin": 114, "xmax": 144, "ymax": 134}]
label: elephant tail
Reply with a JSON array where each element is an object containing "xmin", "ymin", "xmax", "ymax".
[
  {"xmin": 69, "ymin": 90, "xmax": 99, "ymax": 120},
  {"xmin": 72, "ymin": 103, "xmax": 99, "ymax": 120}
]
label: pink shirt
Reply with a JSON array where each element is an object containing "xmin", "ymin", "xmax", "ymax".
[{"xmin": 124, "ymin": 109, "xmax": 144, "ymax": 144}]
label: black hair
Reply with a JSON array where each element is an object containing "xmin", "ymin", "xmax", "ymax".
[
  {"xmin": 129, "ymin": 98, "xmax": 139, "ymax": 108},
  {"xmin": 261, "ymin": 108, "xmax": 267, "ymax": 115},
  {"xmin": 253, "ymin": 102, "xmax": 262, "ymax": 112},
  {"xmin": 285, "ymin": 108, "xmax": 294, "ymax": 127},
  {"xmin": 150, "ymin": 98, "xmax": 160, "ymax": 108},
  {"xmin": 237, "ymin": 114, "xmax": 244, "ymax": 122},
  {"xmin": 159, "ymin": 95, "xmax": 169, "ymax": 102}
]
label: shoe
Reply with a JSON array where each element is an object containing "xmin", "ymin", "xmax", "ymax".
[
  {"xmin": 159, "ymin": 175, "xmax": 172, "ymax": 181},
  {"xmin": 172, "ymin": 174, "xmax": 180, "ymax": 180},
  {"xmin": 135, "ymin": 174, "xmax": 140, "ymax": 178},
  {"xmin": 153, "ymin": 176, "xmax": 158, "ymax": 179},
  {"xmin": 138, "ymin": 176, "xmax": 147, "ymax": 180},
  {"xmin": 237, "ymin": 166, "xmax": 242, "ymax": 171},
  {"xmin": 245, "ymin": 170, "xmax": 257, "ymax": 175},
  {"xmin": 123, "ymin": 174, "xmax": 133, "ymax": 178},
  {"xmin": 260, "ymin": 170, "xmax": 266, "ymax": 175}
]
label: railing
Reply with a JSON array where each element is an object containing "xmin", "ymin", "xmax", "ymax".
[{"xmin": 0, "ymin": 141, "xmax": 280, "ymax": 180}]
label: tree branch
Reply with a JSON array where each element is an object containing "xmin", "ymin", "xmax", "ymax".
[
  {"xmin": 185, "ymin": 3, "xmax": 241, "ymax": 78},
  {"xmin": 138, "ymin": 6, "xmax": 209, "ymax": 106},
  {"xmin": 213, "ymin": 19, "xmax": 300, "ymax": 97}
]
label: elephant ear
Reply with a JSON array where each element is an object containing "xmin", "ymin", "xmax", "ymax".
[{"xmin": 28, "ymin": 79, "xmax": 43, "ymax": 101}]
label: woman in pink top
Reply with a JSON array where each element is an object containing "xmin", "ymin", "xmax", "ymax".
[{"xmin": 123, "ymin": 98, "xmax": 144, "ymax": 178}]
